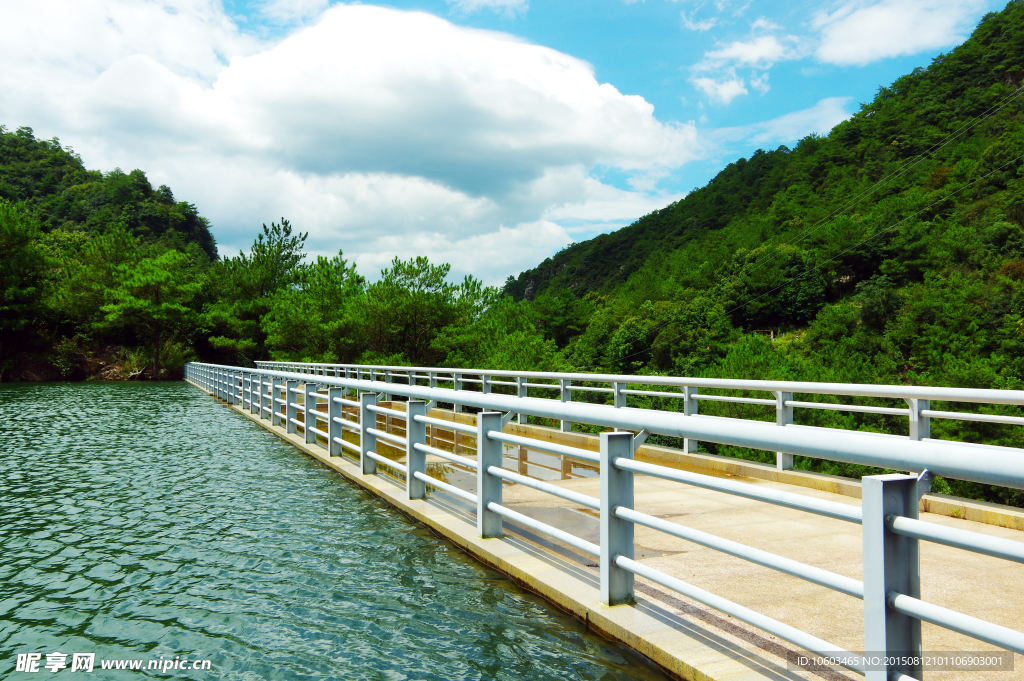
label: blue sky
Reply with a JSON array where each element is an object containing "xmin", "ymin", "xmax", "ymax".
[{"xmin": 0, "ymin": 0, "xmax": 1003, "ymax": 283}]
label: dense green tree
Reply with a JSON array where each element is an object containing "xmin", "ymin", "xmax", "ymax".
[
  {"xmin": 205, "ymin": 219, "xmax": 307, "ymax": 364},
  {"xmin": 0, "ymin": 200, "xmax": 48, "ymax": 374},
  {"xmin": 101, "ymin": 250, "xmax": 201, "ymax": 378},
  {"xmin": 263, "ymin": 251, "xmax": 365, "ymax": 362}
]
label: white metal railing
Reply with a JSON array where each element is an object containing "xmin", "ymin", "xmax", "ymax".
[
  {"xmin": 188, "ymin": 362, "xmax": 1024, "ymax": 680},
  {"xmin": 255, "ymin": 361, "xmax": 1024, "ymax": 472}
]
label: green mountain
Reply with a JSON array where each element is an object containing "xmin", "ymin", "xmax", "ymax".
[
  {"xmin": 505, "ymin": 0, "xmax": 1024, "ymax": 319},
  {"xmin": 0, "ymin": 126, "xmax": 217, "ymax": 259}
]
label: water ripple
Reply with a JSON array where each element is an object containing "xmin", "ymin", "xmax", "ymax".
[{"xmin": 1, "ymin": 382, "xmax": 665, "ymax": 680}]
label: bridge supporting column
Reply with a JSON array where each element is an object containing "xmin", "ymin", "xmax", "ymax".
[
  {"xmin": 601, "ymin": 431, "xmax": 635, "ymax": 606},
  {"xmin": 477, "ymin": 412, "xmax": 503, "ymax": 538},
  {"xmin": 360, "ymin": 392, "xmax": 378, "ymax": 475},
  {"xmin": 863, "ymin": 474, "xmax": 922, "ymax": 681},
  {"xmin": 406, "ymin": 401, "xmax": 428, "ymax": 500}
]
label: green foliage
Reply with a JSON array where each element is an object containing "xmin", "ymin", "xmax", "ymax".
[
  {"xmin": 263, "ymin": 251, "xmax": 364, "ymax": 362},
  {"xmin": 0, "ymin": 200, "xmax": 48, "ymax": 373}
]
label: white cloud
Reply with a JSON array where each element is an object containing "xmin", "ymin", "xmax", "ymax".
[
  {"xmin": 703, "ymin": 35, "xmax": 796, "ymax": 68},
  {"xmin": 259, "ymin": 0, "xmax": 330, "ymax": 23},
  {"xmin": 446, "ymin": 0, "xmax": 529, "ymax": 16},
  {"xmin": 683, "ymin": 10, "xmax": 716, "ymax": 31},
  {"xmin": 713, "ymin": 96, "xmax": 854, "ymax": 146},
  {"xmin": 0, "ymin": 1, "xmax": 701, "ymax": 284},
  {"xmin": 814, "ymin": 0, "xmax": 987, "ymax": 66},
  {"xmin": 750, "ymin": 17, "xmax": 781, "ymax": 31},
  {"xmin": 691, "ymin": 76, "xmax": 748, "ymax": 105}
]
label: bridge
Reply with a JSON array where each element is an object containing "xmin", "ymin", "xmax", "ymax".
[{"xmin": 185, "ymin": 361, "xmax": 1024, "ymax": 681}]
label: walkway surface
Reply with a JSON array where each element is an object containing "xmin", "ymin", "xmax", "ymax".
[{"xmin": 200, "ymin": 383, "xmax": 1024, "ymax": 681}]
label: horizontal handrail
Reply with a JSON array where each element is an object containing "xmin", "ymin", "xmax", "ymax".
[
  {"xmin": 887, "ymin": 592, "xmax": 1024, "ymax": 654},
  {"xmin": 413, "ymin": 442, "xmax": 477, "ymax": 470},
  {"xmin": 486, "ymin": 431, "xmax": 599, "ymax": 464},
  {"xmin": 487, "ymin": 503, "xmax": 599, "ymax": 557},
  {"xmin": 487, "ymin": 466, "xmax": 600, "ymax": 510},
  {"xmin": 201, "ymin": 363, "xmax": 1024, "ymax": 488},
  {"xmin": 333, "ymin": 396, "xmax": 361, "ymax": 407},
  {"xmin": 367, "ymin": 404, "xmax": 407, "ymax": 418},
  {"xmin": 365, "ymin": 450, "xmax": 407, "ymax": 474},
  {"xmin": 333, "ymin": 416, "xmax": 362, "ymax": 431},
  {"xmin": 786, "ymin": 400, "xmax": 910, "ymax": 416},
  {"xmin": 887, "ymin": 515, "xmax": 1024, "ymax": 563},
  {"xmin": 366, "ymin": 427, "xmax": 406, "ymax": 447},
  {"xmin": 412, "ymin": 471, "xmax": 477, "ymax": 504},
  {"xmin": 616, "ymin": 507, "xmax": 863, "ymax": 597},
  {"xmin": 615, "ymin": 556, "xmax": 866, "ymax": 674},
  {"xmin": 333, "ymin": 437, "xmax": 361, "ymax": 455},
  {"xmin": 412, "ymin": 414, "xmax": 476, "ymax": 434},
  {"xmin": 256, "ymin": 360, "xmax": 1024, "ymax": 405},
  {"xmin": 615, "ymin": 458, "xmax": 864, "ymax": 523}
]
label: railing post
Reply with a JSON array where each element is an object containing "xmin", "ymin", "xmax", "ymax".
[
  {"xmin": 272, "ymin": 376, "xmax": 283, "ymax": 425},
  {"xmin": 482, "ymin": 375, "xmax": 491, "ymax": 394},
  {"xmin": 384, "ymin": 370, "xmax": 393, "ymax": 402},
  {"xmin": 477, "ymin": 412, "xmax": 504, "ymax": 538},
  {"xmin": 285, "ymin": 380, "xmax": 299, "ymax": 434},
  {"xmin": 906, "ymin": 399, "xmax": 930, "ymax": 441},
  {"xmin": 601, "ymin": 431, "xmax": 635, "ymax": 605},
  {"xmin": 516, "ymin": 376, "xmax": 527, "ymax": 424},
  {"xmin": 328, "ymin": 387, "xmax": 343, "ymax": 457},
  {"xmin": 304, "ymin": 382, "xmax": 319, "ymax": 444},
  {"xmin": 360, "ymin": 391, "xmax": 378, "ymax": 475},
  {"xmin": 775, "ymin": 391, "xmax": 794, "ymax": 470},
  {"xmin": 863, "ymin": 474, "xmax": 922, "ymax": 681},
  {"xmin": 258, "ymin": 374, "xmax": 268, "ymax": 419},
  {"xmin": 560, "ymin": 379, "xmax": 573, "ymax": 432},
  {"xmin": 249, "ymin": 373, "xmax": 259, "ymax": 414},
  {"xmin": 683, "ymin": 386, "xmax": 699, "ymax": 453},
  {"xmin": 406, "ymin": 401, "xmax": 428, "ymax": 500},
  {"xmin": 612, "ymin": 381, "xmax": 627, "ymax": 432},
  {"xmin": 453, "ymin": 373, "xmax": 462, "ymax": 412}
]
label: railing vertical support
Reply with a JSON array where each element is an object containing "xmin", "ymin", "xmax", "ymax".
[
  {"xmin": 258, "ymin": 375, "xmax": 268, "ymax": 419},
  {"xmin": 384, "ymin": 370, "xmax": 393, "ymax": 403},
  {"xmin": 906, "ymin": 398, "xmax": 931, "ymax": 441},
  {"xmin": 360, "ymin": 392, "xmax": 378, "ymax": 475},
  {"xmin": 406, "ymin": 401, "xmax": 428, "ymax": 500},
  {"xmin": 453, "ymin": 373, "xmax": 462, "ymax": 412},
  {"xmin": 482, "ymin": 375, "xmax": 491, "ymax": 394},
  {"xmin": 285, "ymin": 380, "xmax": 299, "ymax": 434},
  {"xmin": 863, "ymin": 474, "xmax": 922, "ymax": 681},
  {"xmin": 249, "ymin": 373, "xmax": 259, "ymax": 414},
  {"xmin": 516, "ymin": 377, "xmax": 527, "ymax": 424},
  {"xmin": 775, "ymin": 391, "xmax": 794, "ymax": 471},
  {"xmin": 477, "ymin": 412, "xmax": 504, "ymax": 538},
  {"xmin": 683, "ymin": 386, "xmax": 699, "ymax": 453},
  {"xmin": 304, "ymin": 382, "xmax": 319, "ymax": 444},
  {"xmin": 328, "ymin": 387, "xmax": 343, "ymax": 457},
  {"xmin": 601, "ymin": 431, "xmax": 635, "ymax": 606},
  {"xmin": 560, "ymin": 379, "xmax": 573, "ymax": 432},
  {"xmin": 272, "ymin": 377, "xmax": 283, "ymax": 425}
]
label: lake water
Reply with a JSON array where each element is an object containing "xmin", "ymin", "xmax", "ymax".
[{"xmin": 0, "ymin": 381, "xmax": 666, "ymax": 680}]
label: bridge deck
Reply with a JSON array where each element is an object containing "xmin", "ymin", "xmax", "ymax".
[{"xmin": 196, "ymin": 381, "xmax": 1024, "ymax": 681}]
